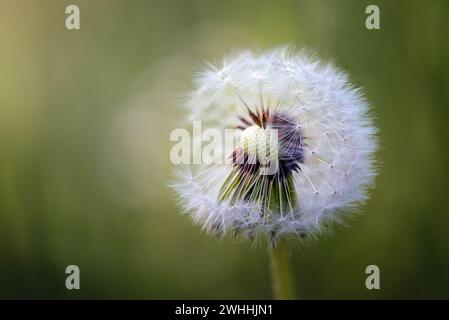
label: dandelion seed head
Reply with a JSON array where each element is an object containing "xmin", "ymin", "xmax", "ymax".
[{"xmin": 172, "ymin": 46, "xmax": 378, "ymax": 246}]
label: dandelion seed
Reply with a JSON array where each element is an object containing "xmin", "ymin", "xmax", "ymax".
[{"xmin": 172, "ymin": 47, "xmax": 378, "ymax": 248}]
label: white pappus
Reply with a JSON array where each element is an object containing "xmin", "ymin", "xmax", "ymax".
[{"xmin": 172, "ymin": 46, "xmax": 378, "ymax": 247}]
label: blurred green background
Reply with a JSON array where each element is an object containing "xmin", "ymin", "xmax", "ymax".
[{"xmin": 0, "ymin": 0, "xmax": 448, "ymax": 299}]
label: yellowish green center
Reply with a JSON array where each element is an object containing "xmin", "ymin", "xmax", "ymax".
[{"xmin": 240, "ymin": 125, "xmax": 278, "ymax": 163}]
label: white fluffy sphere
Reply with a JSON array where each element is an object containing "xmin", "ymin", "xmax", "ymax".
[{"xmin": 172, "ymin": 47, "xmax": 378, "ymax": 245}]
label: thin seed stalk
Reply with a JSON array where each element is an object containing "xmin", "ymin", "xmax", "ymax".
[{"xmin": 269, "ymin": 239, "xmax": 297, "ymax": 300}]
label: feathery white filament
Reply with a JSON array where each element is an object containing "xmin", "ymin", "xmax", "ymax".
[{"xmin": 172, "ymin": 46, "xmax": 378, "ymax": 242}]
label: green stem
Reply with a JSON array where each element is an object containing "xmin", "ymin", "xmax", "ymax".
[{"xmin": 269, "ymin": 240, "xmax": 297, "ymax": 300}]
